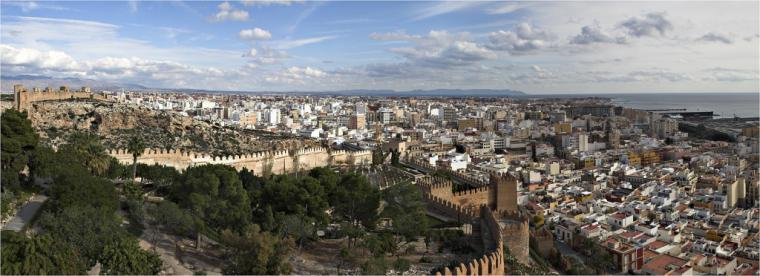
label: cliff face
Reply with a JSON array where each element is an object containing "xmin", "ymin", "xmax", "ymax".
[{"xmin": 28, "ymin": 101, "xmax": 318, "ymax": 156}]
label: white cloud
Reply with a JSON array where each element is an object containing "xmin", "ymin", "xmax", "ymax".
[
  {"xmin": 240, "ymin": 0, "xmax": 301, "ymax": 6},
  {"xmin": 618, "ymin": 12, "xmax": 673, "ymax": 38},
  {"xmin": 0, "ymin": 44, "xmax": 82, "ymax": 71},
  {"xmin": 211, "ymin": 2, "xmax": 249, "ymax": 22},
  {"xmin": 410, "ymin": 1, "xmax": 486, "ymax": 21},
  {"xmin": 570, "ymin": 25, "xmax": 628, "ymax": 45},
  {"xmin": 486, "ymin": 23, "xmax": 552, "ymax": 54},
  {"xmin": 239, "ymin": 28, "xmax": 272, "ymax": 40},
  {"xmin": 697, "ymin": 32, "xmax": 733, "ymax": 44},
  {"xmin": 485, "ymin": 3, "xmax": 528, "ymax": 15},
  {"xmin": 264, "ymin": 66, "xmax": 328, "ymax": 84},
  {"xmin": 373, "ymin": 30, "xmax": 494, "ymax": 68},
  {"xmin": 128, "ymin": 0, "xmax": 138, "ymax": 13},
  {"xmin": 243, "ymin": 46, "xmax": 289, "ymax": 66},
  {"xmin": 269, "ymin": 35, "xmax": 336, "ymax": 49}
]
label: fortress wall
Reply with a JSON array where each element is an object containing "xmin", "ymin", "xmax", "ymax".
[
  {"xmin": 452, "ymin": 186, "xmax": 491, "ymax": 209},
  {"xmin": 416, "ymin": 168, "xmax": 527, "ymax": 275},
  {"xmin": 417, "ymin": 176, "xmax": 455, "ymax": 199},
  {"xmin": 422, "ymin": 193, "xmax": 478, "ymax": 222},
  {"xmin": 496, "ymin": 209, "xmax": 530, "ymax": 264},
  {"xmin": 108, "ymin": 147, "xmax": 371, "ymax": 175},
  {"xmin": 14, "ymin": 85, "xmax": 113, "ymax": 113},
  {"xmin": 435, "ymin": 206, "xmax": 505, "ymax": 276},
  {"xmin": 108, "ymin": 148, "xmax": 372, "ymax": 175}
]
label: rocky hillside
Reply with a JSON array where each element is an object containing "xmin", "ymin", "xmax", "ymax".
[{"xmin": 27, "ymin": 101, "xmax": 318, "ymax": 156}]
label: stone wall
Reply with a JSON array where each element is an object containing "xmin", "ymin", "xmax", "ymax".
[
  {"xmin": 436, "ymin": 206, "xmax": 505, "ymax": 276},
  {"xmin": 13, "ymin": 84, "xmax": 112, "ymax": 113},
  {"xmin": 108, "ymin": 147, "xmax": 372, "ymax": 175},
  {"xmin": 416, "ymin": 173, "xmax": 530, "ymax": 274},
  {"xmin": 498, "ymin": 210, "xmax": 531, "ymax": 264}
]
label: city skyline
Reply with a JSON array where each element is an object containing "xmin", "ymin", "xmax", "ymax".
[{"xmin": 1, "ymin": 1, "xmax": 758, "ymax": 93}]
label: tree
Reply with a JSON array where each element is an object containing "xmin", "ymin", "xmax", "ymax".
[
  {"xmin": 221, "ymin": 224, "xmax": 294, "ymax": 275},
  {"xmin": 383, "ymin": 182, "xmax": 429, "ymax": 246},
  {"xmin": 308, "ymin": 167, "xmax": 340, "ymax": 197},
  {"xmin": 256, "ymin": 175, "xmax": 329, "ymax": 226},
  {"xmin": 170, "ymin": 164, "xmax": 252, "ymax": 233},
  {"xmin": 391, "ymin": 150, "xmax": 400, "ymax": 166},
  {"xmin": 533, "ymin": 214, "xmax": 545, "ymax": 227},
  {"xmin": 99, "ymin": 236, "xmax": 162, "ymax": 275},
  {"xmin": 331, "ymin": 173, "xmax": 381, "ymax": 229},
  {"xmin": 126, "ymin": 136, "xmax": 146, "ymax": 183},
  {"xmin": 58, "ymin": 132, "xmax": 111, "ymax": 176},
  {"xmin": 123, "ymin": 181, "xmax": 143, "ymax": 202},
  {"xmin": 37, "ymin": 206, "xmax": 125, "ymax": 266},
  {"xmin": 151, "ymin": 201, "xmax": 200, "ymax": 238},
  {"xmin": 1, "ymin": 109, "xmax": 39, "ymax": 190},
  {"xmin": 1, "ymin": 231, "xmax": 87, "ymax": 275},
  {"xmin": 361, "ymin": 256, "xmax": 387, "ymax": 275},
  {"xmin": 281, "ymin": 214, "xmax": 315, "ymax": 251}
]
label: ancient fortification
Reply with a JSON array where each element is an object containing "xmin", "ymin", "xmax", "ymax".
[
  {"xmin": 13, "ymin": 84, "xmax": 113, "ymax": 113},
  {"xmin": 416, "ymin": 170, "xmax": 530, "ymax": 275},
  {"xmin": 109, "ymin": 147, "xmax": 372, "ymax": 175}
]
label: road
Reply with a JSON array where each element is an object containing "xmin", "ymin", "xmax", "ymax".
[{"xmin": 2, "ymin": 194, "xmax": 48, "ymax": 232}]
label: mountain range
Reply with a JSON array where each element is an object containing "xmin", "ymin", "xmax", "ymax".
[{"xmin": 1, "ymin": 75, "xmax": 526, "ymax": 97}]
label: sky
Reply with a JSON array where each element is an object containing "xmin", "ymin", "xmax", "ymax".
[{"xmin": 1, "ymin": 0, "xmax": 758, "ymax": 93}]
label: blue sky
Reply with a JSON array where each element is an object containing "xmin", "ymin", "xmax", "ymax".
[{"xmin": 1, "ymin": 1, "xmax": 758, "ymax": 93}]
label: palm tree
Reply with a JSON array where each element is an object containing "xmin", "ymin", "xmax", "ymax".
[
  {"xmin": 61, "ymin": 132, "xmax": 111, "ymax": 176},
  {"xmin": 126, "ymin": 136, "xmax": 145, "ymax": 183}
]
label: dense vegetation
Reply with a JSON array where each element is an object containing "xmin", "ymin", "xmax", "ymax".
[
  {"xmin": 2, "ymin": 108, "xmax": 430, "ymax": 275},
  {"xmin": 1, "ymin": 109, "xmax": 161, "ymax": 275}
]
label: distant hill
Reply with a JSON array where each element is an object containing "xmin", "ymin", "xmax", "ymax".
[
  {"xmin": 306, "ymin": 89, "xmax": 526, "ymax": 97},
  {"xmin": 1, "ymin": 75, "xmax": 527, "ymax": 96},
  {"xmin": 1, "ymin": 75, "xmax": 147, "ymax": 92}
]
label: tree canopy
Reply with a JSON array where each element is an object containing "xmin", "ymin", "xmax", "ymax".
[
  {"xmin": 1, "ymin": 109, "xmax": 39, "ymax": 190},
  {"xmin": 170, "ymin": 164, "xmax": 252, "ymax": 233}
]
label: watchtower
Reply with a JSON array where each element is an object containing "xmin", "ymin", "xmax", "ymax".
[{"xmin": 490, "ymin": 173, "xmax": 518, "ymax": 213}]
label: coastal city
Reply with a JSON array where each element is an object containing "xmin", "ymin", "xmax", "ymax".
[
  {"xmin": 1, "ymin": 1, "xmax": 758, "ymax": 275},
  {"xmin": 2, "ymin": 84, "xmax": 758, "ymax": 275}
]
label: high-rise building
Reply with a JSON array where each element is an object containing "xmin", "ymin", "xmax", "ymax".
[
  {"xmin": 442, "ymin": 107, "xmax": 457, "ymax": 122},
  {"xmin": 349, "ymin": 114, "xmax": 366, "ymax": 130},
  {"xmin": 652, "ymin": 117, "xmax": 678, "ymax": 138},
  {"xmin": 355, "ymin": 102, "xmax": 367, "ymax": 115},
  {"xmin": 579, "ymin": 133, "xmax": 589, "ymax": 152}
]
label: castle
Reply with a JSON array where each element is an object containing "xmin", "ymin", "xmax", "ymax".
[
  {"xmin": 416, "ymin": 168, "xmax": 530, "ymax": 275},
  {"xmin": 13, "ymin": 84, "xmax": 113, "ymax": 113},
  {"xmin": 108, "ymin": 147, "xmax": 372, "ymax": 175}
]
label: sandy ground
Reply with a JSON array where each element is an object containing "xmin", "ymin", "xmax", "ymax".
[
  {"xmin": 291, "ymin": 237, "xmax": 466, "ymax": 275},
  {"xmin": 138, "ymin": 223, "xmax": 223, "ymax": 275}
]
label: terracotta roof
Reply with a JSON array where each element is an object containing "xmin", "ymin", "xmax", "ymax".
[
  {"xmin": 647, "ymin": 240, "xmax": 668, "ymax": 250},
  {"xmin": 642, "ymin": 252, "xmax": 688, "ymax": 275}
]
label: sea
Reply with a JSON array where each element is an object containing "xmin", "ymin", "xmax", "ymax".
[
  {"xmin": 525, "ymin": 92, "xmax": 759, "ymax": 119},
  {"xmin": 607, "ymin": 93, "xmax": 759, "ymax": 119}
]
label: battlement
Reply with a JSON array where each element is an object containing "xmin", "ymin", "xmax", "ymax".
[
  {"xmin": 107, "ymin": 146, "xmax": 371, "ymax": 174},
  {"xmin": 453, "ymin": 185, "xmax": 490, "ymax": 197},
  {"xmin": 435, "ymin": 206, "xmax": 505, "ymax": 276},
  {"xmin": 295, "ymin": 147, "xmax": 327, "ymax": 155},
  {"xmin": 13, "ymin": 84, "xmax": 109, "ymax": 113}
]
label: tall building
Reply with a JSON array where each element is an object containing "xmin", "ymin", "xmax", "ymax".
[
  {"xmin": 578, "ymin": 133, "xmax": 589, "ymax": 152},
  {"xmin": 377, "ymin": 108, "xmax": 394, "ymax": 124},
  {"xmin": 355, "ymin": 102, "xmax": 367, "ymax": 115},
  {"xmin": 349, "ymin": 114, "xmax": 366, "ymax": 130},
  {"xmin": 267, "ymin": 108, "xmax": 281, "ymax": 125},
  {"xmin": 652, "ymin": 117, "xmax": 678, "ymax": 138},
  {"xmin": 442, "ymin": 107, "xmax": 457, "ymax": 122}
]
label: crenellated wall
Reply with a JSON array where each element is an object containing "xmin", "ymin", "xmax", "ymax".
[
  {"xmin": 435, "ymin": 206, "xmax": 505, "ymax": 276},
  {"xmin": 13, "ymin": 84, "xmax": 112, "ymax": 113},
  {"xmin": 417, "ymin": 173, "xmax": 529, "ymax": 275},
  {"xmin": 108, "ymin": 147, "xmax": 372, "ymax": 175}
]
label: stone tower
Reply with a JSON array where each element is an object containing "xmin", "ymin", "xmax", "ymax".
[
  {"xmin": 13, "ymin": 84, "xmax": 28, "ymax": 112},
  {"xmin": 490, "ymin": 173, "xmax": 518, "ymax": 213}
]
